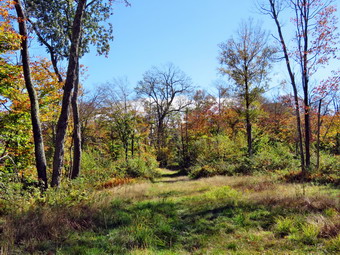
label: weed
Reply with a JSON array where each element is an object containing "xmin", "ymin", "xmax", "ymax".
[
  {"xmin": 274, "ymin": 216, "xmax": 299, "ymax": 237},
  {"xmin": 226, "ymin": 242, "xmax": 237, "ymax": 250},
  {"xmin": 325, "ymin": 234, "xmax": 340, "ymax": 253},
  {"xmin": 288, "ymin": 223, "xmax": 320, "ymax": 245}
]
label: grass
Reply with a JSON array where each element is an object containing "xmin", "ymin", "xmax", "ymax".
[{"xmin": 0, "ymin": 169, "xmax": 339, "ymax": 254}]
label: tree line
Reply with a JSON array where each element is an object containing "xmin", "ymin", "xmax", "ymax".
[{"xmin": 0, "ymin": 0, "xmax": 339, "ymax": 189}]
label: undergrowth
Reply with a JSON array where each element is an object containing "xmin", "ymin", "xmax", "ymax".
[{"xmin": 1, "ymin": 172, "xmax": 339, "ymax": 254}]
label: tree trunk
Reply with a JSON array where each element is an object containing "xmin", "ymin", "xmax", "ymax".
[
  {"xmin": 51, "ymin": 0, "xmax": 87, "ymax": 187},
  {"xmin": 304, "ymin": 98, "xmax": 311, "ymax": 170},
  {"xmin": 293, "ymin": 87, "xmax": 306, "ymax": 174},
  {"xmin": 71, "ymin": 61, "xmax": 82, "ymax": 179},
  {"xmin": 14, "ymin": 0, "xmax": 48, "ymax": 188},
  {"xmin": 124, "ymin": 140, "xmax": 129, "ymax": 161},
  {"xmin": 157, "ymin": 120, "xmax": 166, "ymax": 167},
  {"xmin": 316, "ymin": 99, "xmax": 322, "ymax": 170},
  {"xmin": 269, "ymin": 0, "xmax": 305, "ymax": 173},
  {"xmin": 245, "ymin": 77, "xmax": 252, "ymax": 157},
  {"xmin": 131, "ymin": 131, "xmax": 135, "ymax": 158},
  {"xmin": 302, "ymin": 0, "xmax": 311, "ymax": 171}
]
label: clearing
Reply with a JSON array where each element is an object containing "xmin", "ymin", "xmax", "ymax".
[{"xmin": 5, "ymin": 169, "xmax": 340, "ymax": 254}]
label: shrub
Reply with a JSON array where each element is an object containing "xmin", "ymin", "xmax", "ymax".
[
  {"xmin": 189, "ymin": 165, "xmax": 219, "ymax": 179},
  {"xmin": 325, "ymin": 234, "xmax": 340, "ymax": 253},
  {"xmin": 252, "ymin": 138, "xmax": 298, "ymax": 172},
  {"xmin": 274, "ymin": 216, "xmax": 298, "ymax": 237},
  {"xmin": 288, "ymin": 223, "xmax": 320, "ymax": 245},
  {"xmin": 234, "ymin": 157, "xmax": 255, "ymax": 174},
  {"xmin": 124, "ymin": 155, "xmax": 158, "ymax": 179},
  {"xmin": 81, "ymin": 150, "xmax": 118, "ymax": 184},
  {"xmin": 81, "ymin": 150, "xmax": 159, "ymax": 186},
  {"xmin": 317, "ymin": 153, "xmax": 340, "ymax": 175}
]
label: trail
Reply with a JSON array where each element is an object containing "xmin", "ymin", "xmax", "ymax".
[
  {"xmin": 154, "ymin": 168, "xmax": 190, "ymax": 183},
  {"xmin": 49, "ymin": 169, "xmax": 340, "ymax": 254}
]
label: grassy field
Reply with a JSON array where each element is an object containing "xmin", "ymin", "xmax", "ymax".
[{"xmin": 1, "ymin": 169, "xmax": 339, "ymax": 254}]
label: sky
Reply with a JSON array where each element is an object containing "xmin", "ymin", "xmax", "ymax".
[
  {"xmin": 80, "ymin": 0, "xmax": 265, "ymax": 95},
  {"xmin": 28, "ymin": 0, "xmax": 338, "ymax": 97}
]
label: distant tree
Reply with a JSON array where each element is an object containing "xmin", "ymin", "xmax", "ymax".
[
  {"xmin": 78, "ymin": 89, "xmax": 105, "ymax": 149},
  {"xmin": 189, "ymin": 90, "xmax": 215, "ymax": 137},
  {"xmin": 311, "ymin": 70, "xmax": 339, "ymax": 168},
  {"xmin": 136, "ymin": 63, "xmax": 192, "ymax": 167},
  {"xmin": 260, "ymin": 0, "xmax": 339, "ymax": 173},
  {"xmin": 101, "ymin": 78, "xmax": 137, "ymax": 161},
  {"xmin": 218, "ymin": 20, "xmax": 276, "ymax": 157}
]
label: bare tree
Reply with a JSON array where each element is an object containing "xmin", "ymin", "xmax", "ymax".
[
  {"xmin": 259, "ymin": 0, "xmax": 339, "ymax": 173},
  {"xmin": 135, "ymin": 63, "xmax": 193, "ymax": 166}
]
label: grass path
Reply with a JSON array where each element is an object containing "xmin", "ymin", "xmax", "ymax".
[
  {"xmin": 56, "ymin": 169, "xmax": 338, "ymax": 255},
  {"xmin": 7, "ymin": 169, "xmax": 338, "ymax": 254}
]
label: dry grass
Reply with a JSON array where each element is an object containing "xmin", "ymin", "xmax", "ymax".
[
  {"xmin": 1, "ymin": 204, "xmax": 99, "ymax": 253},
  {"xmin": 107, "ymin": 182, "xmax": 153, "ymax": 201},
  {"xmin": 1, "ymin": 171, "xmax": 339, "ymax": 254},
  {"xmin": 246, "ymin": 183, "xmax": 339, "ymax": 212},
  {"xmin": 98, "ymin": 177, "xmax": 135, "ymax": 189},
  {"xmin": 307, "ymin": 214, "xmax": 340, "ymax": 238},
  {"xmin": 103, "ymin": 174, "xmax": 339, "ymax": 213}
]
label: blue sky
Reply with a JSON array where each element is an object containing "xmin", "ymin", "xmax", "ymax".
[
  {"xmin": 81, "ymin": 0, "xmax": 262, "ymax": 94},
  {"xmin": 72, "ymin": 0, "xmax": 338, "ymax": 98}
]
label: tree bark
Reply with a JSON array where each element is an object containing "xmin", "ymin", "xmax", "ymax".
[
  {"xmin": 70, "ymin": 61, "xmax": 82, "ymax": 179},
  {"xmin": 14, "ymin": 0, "xmax": 48, "ymax": 188},
  {"xmin": 268, "ymin": 0, "xmax": 305, "ymax": 174},
  {"xmin": 157, "ymin": 120, "xmax": 165, "ymax": 166},
  {"xmin": 301, "ymin": 0, "xmax": 311, "ymax": 171},
  {"xmin": 51, "ymin": 0, "xmax": 87, "ymax": 187},
  {"xmin": 245, "ymin": 78, "xmax": 252, "ymax": 157},
  {"xmin": 131, "ymin": 131, "xmax": 135, "ymax": 158},
  {"xmin": 316, "ymin": 99, "xmax": 322, "ymax": 170}
]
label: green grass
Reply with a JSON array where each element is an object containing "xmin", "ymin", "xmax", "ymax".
[{"xmin": 1, "ymin": 171, "xmax": 339, "ymax": 254}]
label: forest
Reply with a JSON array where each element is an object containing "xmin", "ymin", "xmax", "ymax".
[{"xmin": 0, "ymin": 0, "xmax": 339, "ymax": 254}]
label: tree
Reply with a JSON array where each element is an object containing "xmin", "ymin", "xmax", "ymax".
[
  {"xmin": 14, "ymin": 0, "xmax": 48, "ymax": 188},
  {"xmin": 1, "ymin": 0, "xmax": 64, "ymax": 178},
  {"xmin": 51, "ymin": 0, "xmax": 87, "ymax": 187},
  {"xmin": 218, "ymin": 20, "xmax": 276, "ymax": 157},
  {"xmin": 260, "ymin": 0, "xmax": 339, "ymax": 173},
  {"xmin": 78, "ymin": 89, "xmax": 105, "ymax": 149},
  {"xmin": 101, "ymin": 78, "xmax": 137, "ymax": 161},
  {"xmin": 136, "ymin": 63, "xmax": 192, "ymax": 167},
  {"xmin": 311, "ymin": 70, "xmax": 339, "ymax": 168},
  {"xmin": 23, "ymin": 0, "xmax": 129, "ymax": 183}
]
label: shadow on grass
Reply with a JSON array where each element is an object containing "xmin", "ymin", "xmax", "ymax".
[
  {"xmin": 154, "ymin": 178, "xmax": 190, "ymax": 184},
  {"xmin": 6, "ymin": 182, "xmax": 319, "ymax": 255},
  {"xmin": 160, "ymin": 170, "xmax": 187, "ymax": 178}
]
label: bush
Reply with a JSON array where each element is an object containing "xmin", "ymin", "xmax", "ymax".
[
  {"xmin": 317, "ymin": 153, "xmax": 340, "ymax": 174},
  {"xmin": 308, "ymin": 153, "xmax": 340, "ymax": 186},
  {"xmin": 189, "ymin": 165, "xmax": 219, "ymax": 179},
  {"xmin": 252, "ymin": 137, "xmax": 298, "ymax": 172},
  {"xmin": 325, "ymin": 234, "xmax": 340, "ymax": 253},
  {"xmin": 123, "ymin": 155, "xmax": 158, "ymax": 179},
  {"xmin": 188, "ymin": 135, "xmax": 300, "ymax": 178},
  {"xmin": 81, "ymin": 150, "xmax": 159, "ymax": 186},
  {"xmin": 187, "ymin": 135, "xmax": 247, "ymax": 178},
  {"xmin": 274, "ymin": 216, "xmax": 299, "ymax": 237},
  {"xmin": 81, "ymin": 150, "xmax": 118, "ymax": 184},
  {"xmin": 288, "ymin": 223, "xmax": 320, "ymax": 245}
]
